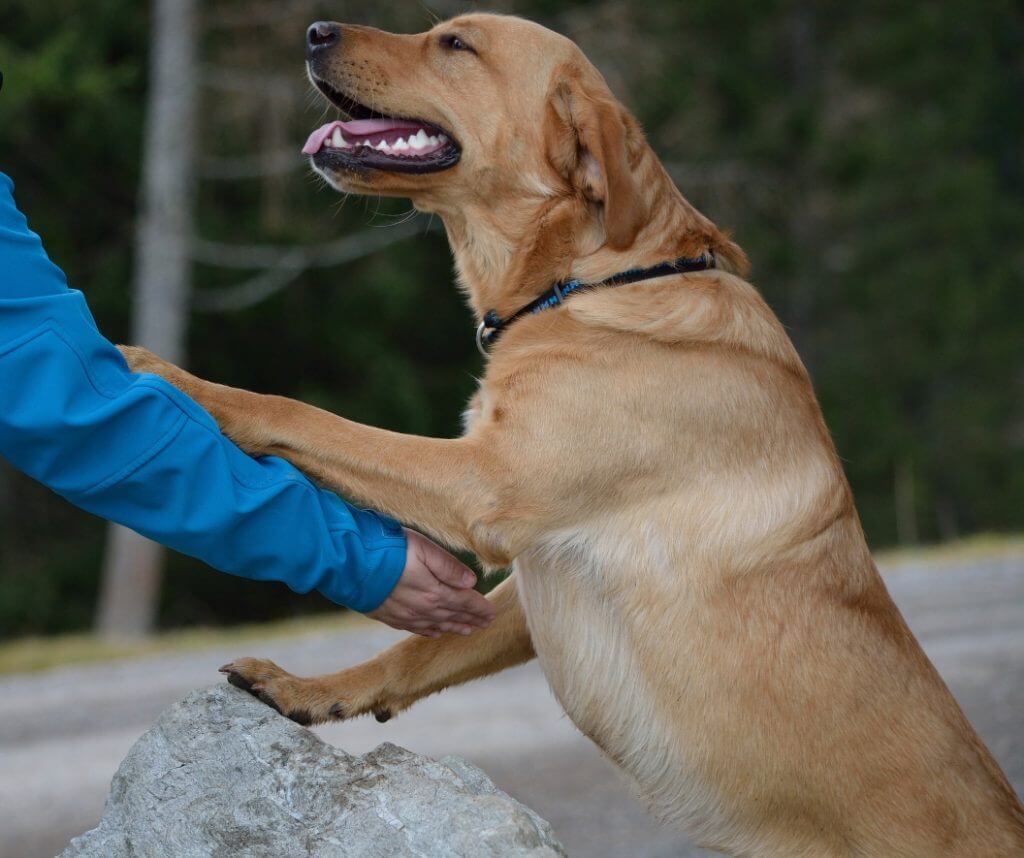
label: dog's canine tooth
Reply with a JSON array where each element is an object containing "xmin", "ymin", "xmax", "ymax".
[{"xmin": 331, "ymin": 128, "xmax": 344, "ymax": 148}]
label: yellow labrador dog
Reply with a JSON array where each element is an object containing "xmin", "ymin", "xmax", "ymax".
[{"xmin": 122, "ymin": 13, "xmax": 1024, "ymax": 856}]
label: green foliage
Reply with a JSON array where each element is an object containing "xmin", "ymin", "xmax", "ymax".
[{"xmin": 0, "ymin": 0, "xmax": 1021, "ymax": 636}]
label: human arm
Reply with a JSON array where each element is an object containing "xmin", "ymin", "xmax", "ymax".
[{"xmin": 0, "ymin": 172, "xmax": 493, "ymax": 630}]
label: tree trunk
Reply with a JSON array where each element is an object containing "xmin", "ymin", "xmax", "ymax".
[
  {"xmin": 0, "ymin": 458, "xmax": 12, "ymax": 546},
  {"xmin": 894, "ymin": 456, "xmax": 918, "ymax": 546},
  {"xmin": 96, "ymin": 0, "xmax": 198, "ymax": 639}
]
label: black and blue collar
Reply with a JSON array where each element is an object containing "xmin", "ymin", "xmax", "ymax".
[{"xmin": 475, "ymin": 251, "xmax": 716, "ymax": 355}]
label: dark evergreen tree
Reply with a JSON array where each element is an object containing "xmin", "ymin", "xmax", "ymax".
[{"xmin": 1, "ymin": 0, "xmax": 1021, "ymax": 636}]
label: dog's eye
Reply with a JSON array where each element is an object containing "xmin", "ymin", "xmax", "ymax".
[{"xmin": 440, "ymin": 33, "xmax": 475, "ymax": 54}]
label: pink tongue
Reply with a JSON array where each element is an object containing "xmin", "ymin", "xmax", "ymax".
[
  {"xmin": 341, "ymin": 118, "xmax": 421, "ymax": 135},
  {"xmin": 302, "ymin": 123, "xmax": 336, "ymax": 155},
  {"xmin": 301, "ymin": 118, "xmax": 426, "ymax": 155}
]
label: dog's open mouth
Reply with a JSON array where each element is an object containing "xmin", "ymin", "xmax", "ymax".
[{"xmin": 304, "ymin": 76, "xmax": 461, "ymax": 175}]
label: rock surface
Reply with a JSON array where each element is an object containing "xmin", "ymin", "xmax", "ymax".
[{"xmin": 61, "ymin": 684, "xmax": 566, "ymax": 857}]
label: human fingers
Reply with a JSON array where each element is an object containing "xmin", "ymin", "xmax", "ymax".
[
  {"xmin": 438, "ymin": 586, "xmax": 496, "ymax": 624},
  {"xmin": 408, "ymin": 529, "xmax": 477, "ymax": 588}
]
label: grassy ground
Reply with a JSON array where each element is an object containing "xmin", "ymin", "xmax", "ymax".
[
  {"xmin": 0, "ymin": 611, "xmax": 374, "ymax": 676},
  {"xmin": 1, "ymin": 533, "xmax": 1021, "ymax": 677},
  {"xmin": 874, "ymin": 532, "xmax": 1024, "ymax": 569}
]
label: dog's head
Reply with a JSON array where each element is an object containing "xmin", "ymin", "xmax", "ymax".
[{"xmin": 303, "ymin": 13, "xmax": 646, "ymax": 250}]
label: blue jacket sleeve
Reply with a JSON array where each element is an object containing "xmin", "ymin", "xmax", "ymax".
[{"xmin": 0, "ymin": 173, "xmax": 405, "ymax": 612}]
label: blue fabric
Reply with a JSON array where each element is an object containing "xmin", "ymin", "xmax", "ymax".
[{"xmin": 0, "ymin": 172, "xmax": 405, "ymax": 612}]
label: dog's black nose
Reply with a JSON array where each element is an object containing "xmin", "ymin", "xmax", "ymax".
[{"xmin": 307, "ymin": 21, "xmax": 341, "ymax": 56}]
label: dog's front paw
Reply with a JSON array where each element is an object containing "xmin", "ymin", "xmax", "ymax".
[
  {"xmin": 219, "ymin": 658, "xmax": 327, "ymax": 726},
  {"xmin": 219, "ymin": 657, "xmax": 404, "ymax": 726}
]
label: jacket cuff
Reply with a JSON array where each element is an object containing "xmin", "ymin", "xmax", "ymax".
[{"xmin": 319, "ymin": 509, "xmax": 406, "ymax": 612}]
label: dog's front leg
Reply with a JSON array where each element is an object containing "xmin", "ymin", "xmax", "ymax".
[
  {"xmin": 220, "ymin": 576, "xmax": 533, "ymax": 725},
  {"xmin": 119, "ymin": 346, "xmax": 515, "ymax": 561}
]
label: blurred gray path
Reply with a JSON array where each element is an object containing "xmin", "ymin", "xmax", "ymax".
[{"xmin": 1, "ymin": 551, "xmax": 1021, "ymax": 858}]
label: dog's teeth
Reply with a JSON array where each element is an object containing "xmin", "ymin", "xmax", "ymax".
[
  {"xmin": 438, "ymin": 134, "xmax": 448, "ymax": 143},
  {"xmin": 409, "ymin": 133, "xmax": 426, "ymax": 151},
  {"xmin": 375, "ymin": 140, "xmax": 389, "ymax": 151},
  {"xmin": 331, "ymin": 128, "xmax": 344, "ymax": 148},
  {"xmin": 393, "ymin": 137, "xmax": 409, "ymax": 151},
  {"xmin": 428, "ymin": 135, "xmax": 439, "ymax": 147}
]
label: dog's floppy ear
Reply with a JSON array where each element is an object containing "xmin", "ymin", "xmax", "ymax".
[{"xmin": 547, "ymin": 66, "xmax": 645, "ymax": 250}]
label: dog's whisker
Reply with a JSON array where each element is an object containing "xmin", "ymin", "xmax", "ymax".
[{"xmin": 416, "ymin": 0, "xmax": 442, "ymax": 27}]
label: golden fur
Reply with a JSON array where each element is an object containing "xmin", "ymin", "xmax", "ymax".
[{"xmin": 121, "ymin": 13, "xmax": 1024, "ymax": 856}]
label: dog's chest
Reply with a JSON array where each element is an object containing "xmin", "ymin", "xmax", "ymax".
[
  {"xmin": 514, "ymin": 548, "xmax": 638, "ymax": 737},
  {"xmin": 512, "ymin": 530, "xmax": 732, "ymax": 836}
]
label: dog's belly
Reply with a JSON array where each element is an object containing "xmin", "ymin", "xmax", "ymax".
[{"xmin": 513, "ymin": 546, "xmax": 736, "ymax": 844}]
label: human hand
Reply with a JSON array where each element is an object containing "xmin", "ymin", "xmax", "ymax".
[{"xmin": 366, "ymin": 529, "xmax": 496, "ymax": 637}]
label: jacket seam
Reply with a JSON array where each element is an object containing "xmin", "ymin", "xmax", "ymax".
[
  {"xmin": 2, "ymin": 319, "xmax": 329, "ymax": 496},
  {"xmin": 0, "ymin": 318, "xmax": 124, "ymax": 398},
  {"xmin": 81, "ymin": 413, "xmax": 189, "ymax": 495}
]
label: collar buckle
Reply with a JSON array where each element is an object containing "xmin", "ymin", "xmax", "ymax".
[
  {"xmin": 477, "ymin": 309, "xmax": 503, "ymax": 356},
  {"xmin": 475, "ymin": 320, "xmax": 490, "ymax": 357}
]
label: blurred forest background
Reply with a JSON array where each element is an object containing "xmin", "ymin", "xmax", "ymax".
[{"xmin": 0, "ymin": 0, "xmax": 1021, "ymax": 639}]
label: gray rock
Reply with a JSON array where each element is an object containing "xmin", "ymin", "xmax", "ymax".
[{"xmin": 61, "ymin": 684, "xmax": 566, "ymax": 858}]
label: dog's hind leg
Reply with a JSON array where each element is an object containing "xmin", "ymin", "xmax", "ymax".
[{"xmin": 220, "ymin": 576, "xmax": 533, "ymax": 725}]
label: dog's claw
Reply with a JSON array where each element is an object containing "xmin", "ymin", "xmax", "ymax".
[
  {"xmin": 226, "ymin": 671, "xmax": 254, "ymax": 693},
  {"xmin": 218, "ymin": 657, "xmax": 365, "ymax": 727},
  {"xmin": 222, "ymin": 667, "xmax": 302, "ymax": 721}
]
